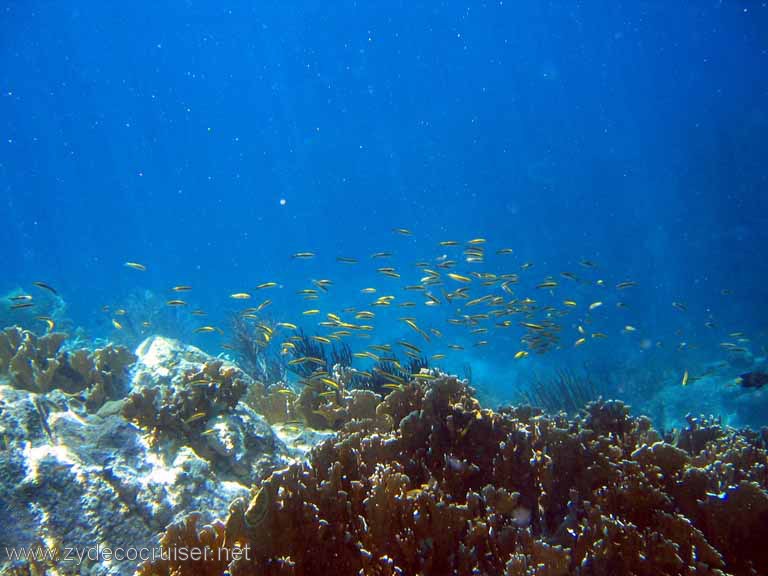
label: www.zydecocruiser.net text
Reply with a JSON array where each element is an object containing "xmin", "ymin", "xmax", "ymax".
[{"xmin": 4, "ymin": 544, "xmax": 252, "ymax": 564}]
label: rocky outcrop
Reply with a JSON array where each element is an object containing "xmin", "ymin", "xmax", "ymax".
[{"xmin": 0, "ymin": 335, "xmax": 324, "ymax": 576}]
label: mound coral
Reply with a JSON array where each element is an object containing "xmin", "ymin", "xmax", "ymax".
[
  {"xmin": 0, "ymin": 326, "xmax": 135, "ymax": 410},
  {"xmin": 138, "ymin": 375, "xmax": 768, "ymax": 576}
]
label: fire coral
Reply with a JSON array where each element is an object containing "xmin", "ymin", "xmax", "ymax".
[{"xmin": 139, "ymin": 376, "xmax": 768, "ymax": 576}]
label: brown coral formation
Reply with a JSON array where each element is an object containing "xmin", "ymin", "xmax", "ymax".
[
  {"xmin": 122, "ymin": 359, "xmax": 246, "ymax": 444},
  {"xmin": 243, "ymin": 363, "xmax": 385, "ymax": 430},
  {"xmin": 139, "ymin": 376, "xmax": 768, "ymax": 576},
  {"xmin": 243, "ymin": 381, "xmax": 297, "ymax": 425},
  {"xmin": 0, "ymin": 326, "xmax": 135, "ymax": 410},
  {"xmin": 293, "ymin": 364, "xmax": 386, "ymax": 430}
]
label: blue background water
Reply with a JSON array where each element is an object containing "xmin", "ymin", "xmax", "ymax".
[{"xmin": 1, "ymin": 2, "xmax": 766, "ymax": 426}]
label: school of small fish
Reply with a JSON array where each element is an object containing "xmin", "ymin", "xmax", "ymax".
[{"xmin": 7, "ymin": 228, "xmax": 756, "ymax": 391}]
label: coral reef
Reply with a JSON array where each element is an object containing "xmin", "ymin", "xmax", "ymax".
[
  {"xmin": 122, "ymin": 358, "xmax": 247, "ymax": 444},
  {"xmin": 519, "ymin": 367, "xmax": 603, "ymax": 414},
  {"xmin": 283, "ymin": 329, "xmax": 375, "ymax": 389},
  {"xmin": 140, "ymin": 375, "xmax": 768, "ymax": 576},
  {"xmin": 230, "ymin": 315, "xmax": 287, "ymax": 386},
  {"xmin": 0, "ymin": 382, "xmax": 256, "ymax": 576},
  {"xmin": 366, "ymin": 354, "xmax": 429, "ymax": 396},
  {"xmin": 0, "ymin": 336, "xmax": 325, "ymax": 576},
  {"xmin": 5, "ymin": 329, "xmax": 768, "ymax": 576},
  {"xmin": 286, "ymin": 361, "xmax": 393, "ymax": 430},
  {"xmin": 0, "ymin": 326, "xmax": 135, "ymax": 410},
  {"xmin": 122, "ymin": 336, "xmax": 300, "ymax": 483},
  {"xmin": 243, "ymin": 380, "xmax": 297, "ymax": 424},
  {"xmin": 284, "ymin": 328, "xmax": 340, "ymax": 379}
]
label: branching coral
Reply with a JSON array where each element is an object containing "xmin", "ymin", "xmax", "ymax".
[
  {"xmin": 278, "ymin": 332, "xmax": 430, "ymax": 429},
  {"xmin": 292, "ymin": 364, "xmax": 383, "ymax": 430},
  {"xmin": 152, "ymin": 513, "xmax": 230, "ymax": 576},
  {"xmin": 138, "ymin": 374, "xmax": 768, "ymax": 576},
  {"xmin": 0, "ymin": 326, "xmax": 135, "ymax": 410},
  {"xmin": 0, "ymin": 326, "xmax": 66, "ymax": 392},
  {"xmin": 122, "ymin": 359, "xmax": 246, "ymax": 444},
  {"xmin": 243, "ymin": 359, "xmax": 383, "ymax": 428}
]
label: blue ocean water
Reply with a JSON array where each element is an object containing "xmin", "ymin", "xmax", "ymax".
[{"xmin": 1, "ymin": 1, "xmax": 766, "ymax": 428}]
